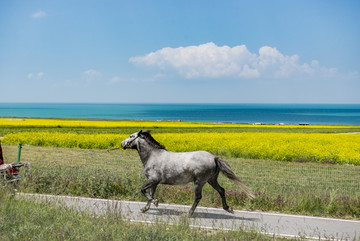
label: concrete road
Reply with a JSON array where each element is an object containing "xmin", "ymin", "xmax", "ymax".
[{"xmin": 17, "ymin": 193, "xmax": 360, "ymax": 240}]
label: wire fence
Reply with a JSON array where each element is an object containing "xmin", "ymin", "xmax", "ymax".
[
  {"xmin": 232, "ymin": 158, "xmax": 360, "ymax": 196},
  {"xmin": 2, "ymin": 144, "xmax": 360, "ymax": 197}
]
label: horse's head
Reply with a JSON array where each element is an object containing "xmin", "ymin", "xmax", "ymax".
[
  {"xmin": 121, "ymin": 130, "xmax": 143, "ymax": 149},
  {"xmin": 121, "ymin": 130, "xmax": 166, "ymax": 151}
]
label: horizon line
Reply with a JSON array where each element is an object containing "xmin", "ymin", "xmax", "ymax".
[{"xmin": 1, "ymin": 102, "xmax": 360, "ymax": 105}]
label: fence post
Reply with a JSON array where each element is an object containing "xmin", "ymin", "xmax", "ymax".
[
  {"xmin": 17, "ymin": 143, "xmax": 22, "ymax": 164},
  {"xmin": 0, "ymin": 141, "xmax": 3, "ymax": 165}
]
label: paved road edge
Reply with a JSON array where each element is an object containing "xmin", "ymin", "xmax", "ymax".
[{"xmin": 16, "ymin": 193, "xmax": 360, "ymax": 240}]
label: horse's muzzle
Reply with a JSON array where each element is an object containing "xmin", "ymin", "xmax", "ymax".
[{"xmin": 121, "ymin": 141, "xmax": 128, "ymax": 149}]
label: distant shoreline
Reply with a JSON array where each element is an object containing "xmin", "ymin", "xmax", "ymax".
[{"xmin": 1, "ymin": 116, "xmax": 359, "ymax": 127}]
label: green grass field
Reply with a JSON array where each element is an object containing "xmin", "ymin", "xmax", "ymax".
[{"xmin": 2, "ymin": 144, "xmax": 360, "ymax": 219}]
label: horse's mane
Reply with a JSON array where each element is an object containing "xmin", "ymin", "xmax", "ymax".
[{"xmin": 140, "ymin": 130, "xmax": 167, "ymax": 150}]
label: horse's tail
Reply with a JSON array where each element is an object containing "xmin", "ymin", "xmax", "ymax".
[{"xmin": 215, "ymin": 157, "xmax": 255, "ymax": 199}]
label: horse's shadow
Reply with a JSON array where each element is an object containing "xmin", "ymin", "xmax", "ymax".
[{"xmin": 151, "ymin": 208, "xmax": 258, "ymax": 221}]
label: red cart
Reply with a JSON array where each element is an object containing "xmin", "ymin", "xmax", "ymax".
[{"xmin": 0, "ymin": 141, "xmax": 30, "ymax": 182}]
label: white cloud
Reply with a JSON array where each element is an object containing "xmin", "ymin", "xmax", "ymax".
[
  {"xmin": 31, "ymin": 10, "xmax": 47, "ymax": 18},
  {"xmin": 83, "ymin": 69, "xmax": 102, "ymax": 77},
  {"xmin": 27, "ymin": 72, "xmax": 44, "ymax": 80},
  {"xmin": 37, "ymin": 72, "xmax": 44, "ymax": 78},
  {"xmin": 108, "ymin": 74, "xmax": 166, "ymax": 84},
  {"xmin": 109, "ymin": 76, "xmax": 125, "ymax": 84},
  {"xmin": 82, "ymin": 69, "xmax": 102, "ymax": 83},
  {"xmin": 129, "ymin": 42, "xmax": 337, "ymax": 80}
]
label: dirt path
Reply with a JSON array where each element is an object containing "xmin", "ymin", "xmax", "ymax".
[
  {"xmin": 17, "ymin": 193, "xmax": 360, "ymax": 240},
  {"xmin": 335, "ymin": 132, "xmax": 360, "ymax": 134}
]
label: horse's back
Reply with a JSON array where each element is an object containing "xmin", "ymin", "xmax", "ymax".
[{"xmin": 167, "ymin": 150, "xmax": 215, "ymax": 167}]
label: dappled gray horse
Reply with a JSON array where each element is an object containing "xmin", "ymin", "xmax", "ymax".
[{"xmin": 121, "ymin": 130, "xmax": 255, "ymax": 216}]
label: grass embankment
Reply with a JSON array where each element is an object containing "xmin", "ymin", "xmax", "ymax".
[{"xmin": 2, "ymin": 145, "xmax": 360, "ymax": 219}]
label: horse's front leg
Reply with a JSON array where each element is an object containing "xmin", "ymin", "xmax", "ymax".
[{"xmin": 140, "ymin": 179, "xmax": 159, "ymax": 213}]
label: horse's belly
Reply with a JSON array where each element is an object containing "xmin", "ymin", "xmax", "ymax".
[{"xmin": 160, "ymin": 171, "xmax": 193, "ymax": 185}]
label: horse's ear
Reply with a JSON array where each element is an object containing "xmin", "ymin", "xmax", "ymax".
[{"xmin": 139, "ymin": 130, "xmax": 150, "ymax": 136}]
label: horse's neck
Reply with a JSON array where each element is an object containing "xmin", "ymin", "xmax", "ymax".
[{"xmin": 137, "ymin": 140, "xmax": 155, "ymax": 166}]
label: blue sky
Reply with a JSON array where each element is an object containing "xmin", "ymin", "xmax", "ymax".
[{"xmin": 0, "ymin": 0, "xmax": 359, "ymax": 103}]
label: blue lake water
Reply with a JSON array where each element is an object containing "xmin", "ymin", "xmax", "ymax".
[{"xmin": 0, "ymin": 103, "xmax": 360, "ymax": 125}]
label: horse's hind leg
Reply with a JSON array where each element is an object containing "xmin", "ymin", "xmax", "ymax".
[
  {"xmin": 140, "ymin": 179, "xmax": 159, "ymax": 213},
  {"xmin": 150, "ymin": 185, "xmax": 159, "ymax": 207},
  {"xmin": 189, "ymin": 180, "xmax": 205, "ymax": 217},
  {"xmin": 208, "ymin": 179, "xmax": 234, "ymax": 214}
]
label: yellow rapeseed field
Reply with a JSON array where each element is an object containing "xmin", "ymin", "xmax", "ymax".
[
  {"xmin": 154, "ymin": 133, "xmax": 360, "ymax": 165},
  {"xmin": 3, "ymin": 132, "xmax": 128, "ymax": 149},
  {"xmin": 1, "ymin": 118, "xmax": 359, "ymax": 129},
  {"xmin": 3, "ymin": 131, "xmax": 360, "ymax": 165}
]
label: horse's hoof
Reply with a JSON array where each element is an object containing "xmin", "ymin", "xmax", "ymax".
[
  {"xmin": 226, "ymin": 207, "xmax": 234, "ymax": 214},
  {"xmin": 141, "ymin": 207, "xmax": 149, "ymax": 213},
  {"xmin": 152, "ymin": 199, "xmax": 159, "ymax": 207}
]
